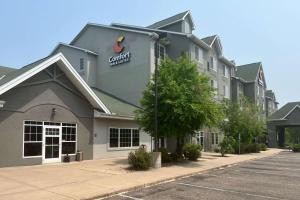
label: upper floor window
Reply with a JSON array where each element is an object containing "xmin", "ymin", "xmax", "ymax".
[
  {"xmin": 157, "ymin": 44, "xmax": 166, "ymax": 60},
  {"xmin": 210, "ymin": 57, "xmax": 217, "ymax": 71},
  {"xmin": 207, "ymin": 61, "xmax": 210, "ymax": 71},
  {"xmin": 211, "ymin": 79, "xmax": 218, "ymax": 89},
  {"xmin": 79, "ymin": 58, "xmax": 84, "ymax": 71},
  {"xmin": 223, "ymin": 65, "xmax": 229, "ymax": 78},
  {"xmin": 223, "ymin": 85, "xmax": 230, "ymax": 98}
]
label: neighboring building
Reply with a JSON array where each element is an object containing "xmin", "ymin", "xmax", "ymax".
[{"xmin": 0, "ymin": 11, "xmax": 279, "ymax": 167}]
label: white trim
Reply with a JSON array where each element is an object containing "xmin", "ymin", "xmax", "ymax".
[
  {"xmin": 0, "ymin": 53, "xmax": 110, "ymax": 114},
  {"xmin": 50, "ymin": 43, "xmax": 99, "ymax": 56},
  {"xmin": 282, "ymin": 105, "xmax": 300, "ymax": 119},
  {"xmin": 42, "ymin": 125, "xmax": 62, "ymax": 164},
  {"xmin": 70, "ymin": 23, "xmax": 158, "ymax": 45}
]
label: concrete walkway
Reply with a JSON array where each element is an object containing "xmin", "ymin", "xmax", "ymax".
[{"xmin": 0, "ymin": 149, "xmax": 282, "ymax": 200}]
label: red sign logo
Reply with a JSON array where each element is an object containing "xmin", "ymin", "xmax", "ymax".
[{"xmin": 113, "ymin": 36, "xmax": 125, "ymax": 53}]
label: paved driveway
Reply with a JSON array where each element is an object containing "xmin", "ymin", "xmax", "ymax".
[{"xmin": 104, "ymin": 151, "xmax": 300, "ymax": 200}]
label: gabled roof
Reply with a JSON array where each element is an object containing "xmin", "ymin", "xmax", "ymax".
[
  {"xmin": 70, "ymin": 23, "xmax": 158, "ymax": 45},
  {"xmin": 51, "ymin": 43, "xmax": 99, "ymax": 56},
  {"xmin": 201, "ymin": 35, "xmax": 223, "ymax": 55},
  {"xmin": 0, "ymin": 53, "xmax": 110, "ymax": 113},
  {"xmin": 236, "ymin": 62, "xmax": 262, "ymax": 82},
  {"xmin": 147, "ymin": 10, "xmax": 195, "ymax": 30},
  {"xmin": 0, "ymin": 66, "xmax": 16, "ymax": 76},
  {"xmin": 92, "ymin": 88, "xmax": 139, "ymax": 118},
  {"xmin": 269, "ymin": 102, "xmax": 300, "ymax": 120},
  {"xmin": 201, "ymin": 35, "xmax": 217, "ymax": 46}
]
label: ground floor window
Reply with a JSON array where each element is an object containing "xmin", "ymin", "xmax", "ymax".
[
  {"xmin": 109, "ymin": 128, "xmax": 140, "ymax": 148},
  {"xmin": 196, "ymin": 131, "xmax": 204, "ymax": 146},
  {"xmin": 62, "ymin": 123, "xmax": 77, "ymax": 154},
  {"xmin": 24, "ymin": 121, "xmax": 43, "ymax": 157},
  {"xmin": 23, "ymin": 121, "xmax": 77, "ymax": 158},
  {"xmin": 211, "ymin": 133, "xmax": 219, "ymax": 145}
]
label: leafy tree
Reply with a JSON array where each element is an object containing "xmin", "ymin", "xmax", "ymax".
[
  {"xmin": 285, "ymin": 127, "xmax": 300, "ymax": 145},
  {"xmin": 220, "ymin": 96, "xmax": 266, "ymax": 150},
  {"xmin": 136, "ymin": 55, "xmax": 223, "ymax": 153}
]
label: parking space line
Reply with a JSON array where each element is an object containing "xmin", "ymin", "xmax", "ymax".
[
  {"xmin": 173, "ymin": 182, "xmax": 289, "ymax": 200},
  {"xmin": 117, "ymin": 193, "xmax": 143, "ymax": 200}
]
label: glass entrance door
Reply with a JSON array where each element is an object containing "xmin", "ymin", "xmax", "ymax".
[{"xmin": 43, "ymin": 126, "xmax": 61, "ymax": 163}]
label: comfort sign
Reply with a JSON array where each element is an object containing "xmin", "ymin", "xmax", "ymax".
[{"xmin": 109, "ymin": 36, "xmax": 131, "ymax": 66}]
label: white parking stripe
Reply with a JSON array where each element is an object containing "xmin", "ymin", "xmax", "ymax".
[
  {"xmin": 173, "ymin": 182, "xmax": 289, "ymax": 200},
  {"xmin": 117, "ymin": 193, "xmax": 144, "ymax": 200}
]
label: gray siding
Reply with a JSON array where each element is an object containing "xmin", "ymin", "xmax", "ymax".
[
  {"xmin": 72, "ymin": 26, "xmax": 153, "ymax": 106},
  {"xmin": 0, "ymin": 64, "xmax": 94, "ymax": 167},
  {"xmin": 93, "ymin": 118, "xmax": 151, "ymax": 159}
]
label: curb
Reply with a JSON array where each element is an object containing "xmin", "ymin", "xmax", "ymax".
[{"xmin": 88, "ymin": 150, "xmax": 282, "ymax": 200}]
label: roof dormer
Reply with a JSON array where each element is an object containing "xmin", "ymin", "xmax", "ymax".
[{"xmin": 147, "ymin": 11, "xmax": 195, "ymax": 34}]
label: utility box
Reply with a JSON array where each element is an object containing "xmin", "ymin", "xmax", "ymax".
[{"xmin": 76, "ymin": 151, "xmax": 83, "ymax": 161}]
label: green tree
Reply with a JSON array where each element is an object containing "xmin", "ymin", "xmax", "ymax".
[
  {"xmin": 136, "ymin": 56, "xmax": 223, "ymax": 153},
  {"xmin": 220, "ymin": 96, "xmax": 266, "ymax": 150}
]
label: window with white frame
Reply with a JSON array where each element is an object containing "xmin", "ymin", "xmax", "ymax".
[
  {"xmin": 196, "ymin": 131, "xmax": 204, "ymax": 146},
  {"xmin": 211, "ymin": 57, "xmax": 217, "ymax": 71},
  {"xmin": 23, "ymin": 121, "xmax": 43, "ymax": 157},
  {"xmin": 62, "ymin": 123, "xmax": 77, "ymax": 154},
  {"xmin": 223, "ymin": 65, "xmax": 229, "ymax": 78},
  {"xmin": 211, "ymin": 79, "xmax": 218, "ymax": 89},
  {"xmin": 223, "ymin": 85, "xmax": 230, "ymax": 98},
  {"xmin": 109, "ymin": 128, "xmax": 140, "ymax": 148}
]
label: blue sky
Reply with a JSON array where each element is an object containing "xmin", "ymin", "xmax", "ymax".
[{"xmin": 0, "ymin": 0, "xmax": 299, "ymax": 105}]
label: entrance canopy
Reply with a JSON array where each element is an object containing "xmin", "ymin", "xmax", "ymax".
[{"xmin": 268, "ymin": 102, "xmax": 300, "ymax": 147}]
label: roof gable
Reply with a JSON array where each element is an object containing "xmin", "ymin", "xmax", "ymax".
[
  {"xmin": 269, "ymin": 102, "xmax": 300, "ymax": 120},
  {"xmin": 147, "ymin": 11, "xmax": 195, "ymax": 30},
  {"xmin": 0, "ymin": 53, "xmax": 110, "ymax": 113},
  {"xmin": 201, "ymin": 35, "xmax": 223, "ymax": 55},
  {"xmin": 236, "ymin": 62, "xmax": 262, "ymax": 82}
]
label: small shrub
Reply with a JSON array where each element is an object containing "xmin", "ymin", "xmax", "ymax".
[
  {"xmin": 259, "ymin": 144, "xmax": 267, "ymax": 151},
  {"xmin": 214, "ymin": 148, "xmax": 220, "ymax": 153},
  {"xmin": 159, "ymin": 148, "xmax": 172, "ymax": 163},
  {"xmin": 183, "ymin": 143, "xmax": 202, "ymax": 161},
  {"xmin": 245, "ymin": 143, "xmax": 261, "ymax": 153},
  {"xmin": 219, "ymin": 136, "xmax": 235, "ymax": 157},
  {"xmin": 170, "ymin": 152, "xmax": 181, "ymax": 162},
  {"xmin": 128, "ymin": 148, "xmax": 152, "ymax": 170},
  {"xmin": 292, "ymin": 144, "xmax": 300, "ymax": 152}
]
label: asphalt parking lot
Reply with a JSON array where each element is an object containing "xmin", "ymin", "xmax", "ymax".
[{"xmin": 103, "ymin": 151, "xmax": 300, "ymax": 200}]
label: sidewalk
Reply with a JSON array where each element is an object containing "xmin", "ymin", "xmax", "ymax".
[{"xmin": 0, "ymin": 149, "xmax": 282, "ymax": 200}]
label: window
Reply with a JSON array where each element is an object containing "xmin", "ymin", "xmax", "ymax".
[
  {"xmin": 215, "ymin": 133, "xmax": 219, "ymax": 144},
  {"xmin": 223, "ymin": 85, "xmax": 230, "ymax": 98},
  {"xmin": 23, "ymin": 121, "xmax": 43, "ymax": 157},
  {"xmin": 62, "ymin": 123, "xmax": 76, "ymax": 154},
  {"xmin": 109, "ymin": 128, "xmax": 140, "ymax": 148},
  {"xmin": 223, "ymin": 65, "xmax": 229, "ymax": 78},
  {"xmin": 207, "ymin": 61, "xmax": 210, "ymax": 71},
  {"xmin": 211, "ymin": 80, "xmax": 218, "ymax": 89},
  {"xmin": 211, "ymin": 133, "xmax": 215, "ymax": 145},
  {"xmin": 196, "ymin": 131, "xmax": 204, "ymax": 146},
  {"xmin": 156, "ymin": 44, "xmax": 166, "ymax": 61},
  {"xmin": 79, "ymin": 58, "xmax": 84, "ymax": 71},
  {"xmin": 211, "ymin": 57, "xmax": 217, "ymax": 71}
]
